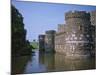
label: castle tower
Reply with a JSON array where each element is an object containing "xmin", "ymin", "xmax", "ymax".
[
  {"xmin": 39, "ymin": 35, "xmax": 45, "ymax": 53},
  {"xmin": 90, "ymin": 11, "xmax": 96, "ymax": 26},
  {"xmin": 90, "ymin": 11, "xmax": 96, "ymax": 56},
  {"xmin": 45, "ymin": 30, "xmax": 56, "ymax": 53},
  {"xmin": 58, "ymin": 24, "xmax": 67, "ymax": 33},
  {"xmin": 65, "ymin": 11, "xmax": 92, "ymax": 58}
]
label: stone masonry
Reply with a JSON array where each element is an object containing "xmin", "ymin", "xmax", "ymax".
[
  {"xmin": 45, "ymin": 30, "xmax": 56, "ymax": 53},
  {"xmin": 39, "ymin": 10, "xmax": 96, "ymax": 59},
  {"xmin": 55, "ymin": 11, "xmax": 96, "ymax": 59}
]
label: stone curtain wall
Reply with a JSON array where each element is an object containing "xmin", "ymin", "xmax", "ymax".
[
  {"xmin": 39, "ymin": 10, "xmax": 96, "ymax": 59},
  {"xmin": 58, "ymin": 24, "xmax": 66, "ymax": 33}
]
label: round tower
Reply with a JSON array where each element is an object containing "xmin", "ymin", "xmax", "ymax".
[
  {"xmin": 39, "ymin": 35, "xmax": 45, "ymax": 53},
  {"xmin": 65, "ymin": 11, "xmax": 92, "ymax": 58},
  {"xmin": 45, "ymin": 30, "xmax": 56, "ymax": 53}
]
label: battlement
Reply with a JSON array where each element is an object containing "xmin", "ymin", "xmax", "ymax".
[
  {"xmin": 65, "ymin": 11, "xmax": 90, "ymax": 20},
  {"xmin": 45, "ymin": 30, "xmax": 56, "ymax": 34},
  {"xmin": 39, "ymin": 35, "xmax": 45, "ymax": 38}
]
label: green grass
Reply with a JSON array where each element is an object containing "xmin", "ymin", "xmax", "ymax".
[{"xmin": 30, "ymin": 41, "xmax": 39, "ymax": 49}]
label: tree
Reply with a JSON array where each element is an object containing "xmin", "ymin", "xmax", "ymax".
[{"xmin": 11, "ymin": 5, "xmax": 32, "ymax": 56}]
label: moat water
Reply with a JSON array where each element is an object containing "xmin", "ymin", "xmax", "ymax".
[{"xmin": 12, "ymin": 49, "xmax": 96, "ymax": 74}]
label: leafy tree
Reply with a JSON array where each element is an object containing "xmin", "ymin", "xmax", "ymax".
[{"xmin": 11, "ymin": 5, "xmax": 32, "ymax": 56}]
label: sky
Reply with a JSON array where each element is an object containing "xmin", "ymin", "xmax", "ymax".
[{"xmin": 12, "ymin": 0, "xmax": 96, "ymax": 42}]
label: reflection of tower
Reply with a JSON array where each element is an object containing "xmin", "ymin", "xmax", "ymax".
[
  {"xmin": 45, "ymin": 30, "xmax": 56, "ymax": 53},
  {"xmin": 39, "ymin": 53, "xmax": 55, "ymax": 72},
  {"xmin": 54, "ymin": 53, "xmax": 66, "ymax": 71},
  {"xmin": 39, "ymin": 35, "xmax": 45, "ymax": 53},
  {"xmin": 65, "ymin": 11, "xmax": 92, "ymax": 58},
  {"xmin": 44, "ymin": 53, "xmax": 55, "ymax": 71},
  {"xmin": 39, "ymin": 53, "xmax": 45, "ymax": 65}
]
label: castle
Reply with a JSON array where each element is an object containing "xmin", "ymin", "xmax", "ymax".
[{"xmin": 39, "ymin": 10, "xmax": 96, "ymax": 59}]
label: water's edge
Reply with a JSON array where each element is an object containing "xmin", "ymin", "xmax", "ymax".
[{"xmin": 12, "ymin": 49, "xmax": 95, "ymax": 74}]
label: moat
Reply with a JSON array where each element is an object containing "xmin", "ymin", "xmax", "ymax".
[{"xmin": 12, "ymin": 49, "xmax": 95, "ymax": 74}]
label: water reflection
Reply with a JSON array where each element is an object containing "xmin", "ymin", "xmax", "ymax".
[
  {"xmin": 12, "ymin": 49, "xmax": 95, "ymax": 74},
  {"xmin": 54, "ymin": 53, "xmax": 95, "ymax": 71},
  {"xmin": 24, "ymin": 50, "xmax": 46, "ymax": 73},
  {"xmin": 39, "ymin": 53, "xmax": 55, "ymax": 72},
  {"xmin": 11, "ymin": 55, "xmax": 31, "ymax": 74}
]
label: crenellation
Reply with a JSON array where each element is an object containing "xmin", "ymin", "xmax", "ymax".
[
  {"xmin": 38, "ymin": 10, "xmax": 96, "ymax": 59},
  {"xmin": 65, "ymin": 11, "xmax": 90, "ymax": 21},
  {"xmin": 55, "ymin": 10, "xmax": 95, "ymax": 59}
]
